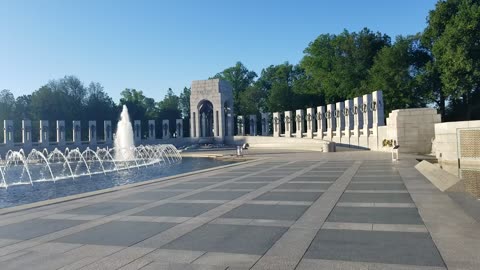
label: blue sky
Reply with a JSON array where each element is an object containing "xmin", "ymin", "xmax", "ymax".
[{"xmin": 1, "ymin": 0, "xmax": 438, "ymax": 102}]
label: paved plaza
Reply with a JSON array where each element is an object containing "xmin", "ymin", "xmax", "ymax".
[{"xmin": 0, "ymin": 150, "xmax": 478, "ymax": 270}]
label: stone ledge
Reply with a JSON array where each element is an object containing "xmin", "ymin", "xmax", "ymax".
[{"xmin": 415, "ymin": 160, "xmax": 460, "ymax": 192}]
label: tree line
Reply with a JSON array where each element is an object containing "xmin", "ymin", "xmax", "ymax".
[
  {"xmin": 214, "ymin": 0, "xmax": 480, "ymax": 121},
  {"xmin": 0, "ymin": 76, "xmax": 191, "ymax": 142},
  {"xmin": 1, "ymin": 0, "xmax": 479, "ymax": 142}
]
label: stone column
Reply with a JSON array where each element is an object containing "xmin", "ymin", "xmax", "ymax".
[
  {"xmin": 344, "ymin": 100, "xmax": 354, "ymax": 144},
  {"xmin": 372, "ymin": 90, "xmax": 385, "ymax": 127},
  {"xmin": 335, "ymin": 101, "xmax": 345, "ymax": 140},
  {"xmin": 237, "ymin": 116, "xmax": 245, "ymax": 136},
  {"xmin": 353, "ymin": 96, "xmax": 364, "ymax": 133},
  {"xmin": 22, "ymin": 120, "xmax": 32, "ymax": 148},
  {"xmin": 316, "ymin": 106, "xmax": 326, "ymax": 139},
  {"xmin": 148, "ymin": 120, "xmax": 156, "ymax": 140},
  {"xmin": 88, "ymin": 121, "xmax": 97, "ymax": 146},
  {"xmin": 104, "ymin": 120, "xmax": 112, "ymax": 144},
  {"xmin": 326, "ymin": 104, "xmax": 335, "ymax": 139},
  {"xmin": 162, "ymin": 120, "xmax": 170, "ymax": 139},
  {"xmin": 73, "ymin": 121, "xmax": 81, "ymax": 146},
  {"xmin": 273, "ymin": 112, "xmax": 280, "ymax": 137},
  {"xmin": 57, "ymin": 120, "xmax": 66, "ymax": 146},
  {"xmin": 344, "ymin": 100, "xmax": 354, "ymax": 131},
  {"xmin": 249, "ymin": 115, "xmax": 257, "ymax": 136},
  {"xmin": 176, "ymin": 119, "xmax": 183, "ymax": 138},
  {"xmin": 261, "ymin": 113, "xmax": 270, "ymax": 136},
  {"xmin": 191, "ymin": 111, "xmax": 199, "ymax": 138},
  {"xmin": 305, "ymin": 108, "xmax": 314, "ymax": 139},
  {"xmin": 295, "ymin": 110, "xmax": 304, "ymax": 138},
  {"xmin": 284, "ymin": 111, "xmax": 293, "ymax": 138},
  {"xmin": 3, "ymin": 120, "xmax": 13, "ymax": 147},
  {"xmin": 363, "ymin": 93, "xmax": 373, "ymax": 130},
  {"xmin": 39, "ymin": 120, "xmax": 49, "ymax": 147},
  {"xmin": 134, "ymin": 120, "xmax": 142, "ymax": 143}
]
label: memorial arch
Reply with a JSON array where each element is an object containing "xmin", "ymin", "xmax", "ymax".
[{"xmin": 190, "ymin": 79, "xmax": 234, "ymax": 143}]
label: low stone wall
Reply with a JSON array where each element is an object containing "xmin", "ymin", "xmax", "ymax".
[
  {"xmin": 227, "ymin": 136, "xmax": 331, "ymax": 152},
  {"xmin": 434, "ymin": 120, "xmax": 480, "ymax": 162}
]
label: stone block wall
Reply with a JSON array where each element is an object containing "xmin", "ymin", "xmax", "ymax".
[
  {"xmin": 434, "ymin": 120, "xmax": 480, "ymax": 162},
  {"xmin": 386, "ymin": 108, "xmax": 441, "ymax": 154}
]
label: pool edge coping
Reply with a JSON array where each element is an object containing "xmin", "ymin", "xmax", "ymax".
[{"xmin": 0, "ymin": 156, "xmax": 266, "ymax": 216}]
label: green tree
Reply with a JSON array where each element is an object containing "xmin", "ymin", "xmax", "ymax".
[
  {"xmin": 423, "ymin": 0, "xmax": 480, "ymax": 120},
  {"xmin": 119, "ymin": 88, "xmax": 151, "ymax": 121},
  {"xmin": 157, "ymin": 88, "xmax": 182, "ymax": 135},
  {"xmin": 212, "ymin": 62, "xmax": 257, "ymax": 114},
  {"xmin": 14, "ymin": 95, "xmax": 32, "ymax": 120},
  {"xmin": 179, "ymin": 87, "xmax": 191, "ymax": 118},
  {"xmin": 363, "ymin": 35, "xmax": 430, "ymax": 113},
  {"xmin": 260, "ymin": 63, "xmax": 303, "ymax": 112},
  {"xmin": 0, "ymin": 89, "xmax": 15, "ymax": 120},
  {"xmin": 301, "ymin": 28, "xmax": 391, "ymax": 103},
  {"xmin": 84, "ymin": 82, "xmax": 118, "ymax": 123}
]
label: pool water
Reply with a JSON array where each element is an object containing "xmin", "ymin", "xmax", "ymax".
[{"xmin": 0, "ymin": 157, "xmax": 235, "ymax": 208}]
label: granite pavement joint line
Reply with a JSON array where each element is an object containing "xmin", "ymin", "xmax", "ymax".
[{"xmin": 251, "ymin": 161, "xmax": 362, "ymax": 270}]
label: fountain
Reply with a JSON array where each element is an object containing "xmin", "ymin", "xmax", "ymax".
[
  {"xmin": 114, "ymin": 105, "xmax": 135, "ymax": 161},
  {"xmin": 0, "ymin": 105, "xmax": 182, "ymax": 189}
]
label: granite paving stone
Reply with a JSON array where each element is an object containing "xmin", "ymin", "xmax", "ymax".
[
  {"xmin": 182, "ymin": 191, "xmax": 249, "ymax": 201},
  {"xmin": 304, "ymin": 229, "xmax": 444, "ymax": 267},
  {"xmin": 327, "ymin": 206, "xmax": 423, "ymax": 224},
  {"xmin": 0, "ymin": 219, "xmax": 86, "ymax": 240},
  {"xmin": 163, "ymin": 224, "xmax": 288, "ymax": 255},
  {"xmin": 339, "ymin": 192, "xmax": 414, "ymax": 203},
  {"xmin": 347, "ymin": 183, "xmax": 406, "ymax": 190},
  {"xmin": 62, "ymin": 202, "xmax": 146, "ymax": 216},
  {"xmin": 217, "ymin": 182, "xmax": 269, "ymax": 189},
  {"xmin": 221, "ymin": 204, "xmax": 310, "ymax": 221},
  {"xmin": 276, "ymin": 182, "xmax": 332, "ymax": 190},
  {"xmin": 134, "ymin": 203, "xmax": 221, "ymax": 217},
  {"xmin": 114, "ymin": 191, "xmax": 185, "ymax": 201},
  {"xmin": 54, "ymin": 221, "xmax": 176, "ymax": 246},
  {"xmin": 161, "ymin": 183, "xmax": 219, "ymax": 189},
  {"xmin": 254, "ymin": 191, "xmax": 322, "ymax": 202}
]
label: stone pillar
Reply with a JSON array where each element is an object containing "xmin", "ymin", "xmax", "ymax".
[
  {"xmin": 284, "ymin": 111, "xmax": 293, "ymax": 138},
  {"xmin": 372, "ymin": 90, "xmax": 385, "ymax": 126},
  {"xmin": 39, "ymin": 120, "xmax": 49, "ymax": 147},
  {"xmin": 273, "ymin": 112, "xmax": 280, "ymax": 137},
  {"xmin": 237, "ymin": 116, "xmax": 245, "ymax": 136},
  {"xmin": 73, "ymin": 121, "xmax": 81, "ymax": 146},
  {"xmin": 134, "ymin": 120, "xmax": 141, "ymax": 143},
  {"xmin": 56, "ymin": 120, "xmax": 66, "ymax": 146},
  {"xmin": 148, "ymin": 120, "xmax": 156, "ymax": 140},
  {"xmin": 176, "ymin": 119, "xmax": 183, "ymax": 138},
  {"xmin": 353, "ymin": 96, "xmax": 364, "ymax": 132},
  {"xmin": 305, "ymin": 108, "xmax": 314, "ymax": 139},
  {"xmin": 295, "ymin": 110, "xmax": 304, "ymax": 138},
  {"xmin": 88, "ymin": 121, "xmax": 97, "ymax": 145},
  {"xmin": 3, "ymin": 120, "xmax": 13, "ymax": 147},
  {"xmin": 344, "ymin": 100, "xmax": 354, "ymax": 131},
  {"xmin": 249, "ymin": 115, "xmax": 257, "ymax": 136},
  {"xmin": 326, "ymin": 104, "xmax": 335, "ymax": 139},
  {"xmin": 316, "ymin": 106, "xmax": 326, "ymax": 138},
  {"xmin": 104, "ymin": 120, "xmax": 112, "ymax": 144},
  {"xmin": 261, "ymin": 113, "xmax": 270, "ymax": 136},
  {"xmin": 363, "ymin": 93, "xmax": 373, "ymax": 130},
  {"xmin": 162, "ymin": 120, "xmax": 170, "ymax": 139},
  {"xmin": 22, "ymin": 120, "xmax": 32, "ymax": 147},
  {"xmin": 191, "ymin": 111, "xmax": 198, "ymax": 138},
  {"xmin": 335, "ymin": 102, "xmax": 345, "ymax": 141}
]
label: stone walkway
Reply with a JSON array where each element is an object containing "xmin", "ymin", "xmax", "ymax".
[{"xmin": 0, "ymin": 150, "xmax": 478, "ymax": 270}]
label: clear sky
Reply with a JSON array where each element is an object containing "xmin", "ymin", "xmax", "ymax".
[{"xmin": 1, "ymin": 0, "xmax": 438, "ymax": 102}]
